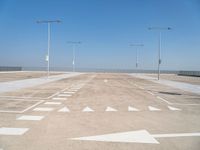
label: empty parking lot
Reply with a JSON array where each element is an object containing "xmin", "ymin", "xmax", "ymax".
[{"xmin": 0, "ymin": 72, "xmax": 200, "ymax": 150}]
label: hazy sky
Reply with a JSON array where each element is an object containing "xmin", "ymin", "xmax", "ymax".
[{"xmin": 0, "ymin": 0, "xmax": 200, "ymax": 71}]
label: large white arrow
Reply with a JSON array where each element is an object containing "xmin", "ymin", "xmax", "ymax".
[{"xmin": 70, "ymin": 130, "xmax": 200, "ymax": 144}]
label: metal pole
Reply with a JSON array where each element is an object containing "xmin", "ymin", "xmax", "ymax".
[
  {"xmin": 47, "ymin": 23, "xmax": 51, "ymax": 78},
  {"xmin": 72, "ymin": 44, "xmax": 75, "ymax": 72},
  {"xmin": 136, "ymin": 48, "xmax": 138, "ymax": 69},
  {"xmin": 158, "ymin": 31, "xmax": 161, "ymax": 80}
]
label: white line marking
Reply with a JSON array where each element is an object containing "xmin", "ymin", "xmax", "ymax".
[
  {"xmin": 147, "ymin": 91, "xmax": 154, "ymax": 96},
  {"xmin": 0, "ymin": 127, "xmax": 29, "ymax": 135},
  {"xmin": 105, "ymin": 107, "xmax": 117, "ymax": 112},
  {"xmin": 58, "ymin": 94, "xmax": 72, "ymax": 97},
  {"xmin": 58, "ymin": 107, "xmax": 70, "ymax": 112},
  {"xmin": 139, "ymin": 86, "xmax": 144, "ymax": 90},
  {"xmin": 152, "ymin": 132, "xmax": 200, "ymax": 138},
  {"xmin": 128, "ymin": 106, "xmax": 139, "ymax": 112},
  {"xmin": 70, "ymin": 130, "xmax": 159, "ymax": 144},
  {"xmin": 167, "ymin": 106, "xmax": 181, "ymax": 111},
  {"xmin": 70, "ymin": 130, "xmax": 200, "ymax": 144},
  {"xmin": 18, "ymin": 100, "xmax": 44, "ymax": 113},
  {"xmin": 71, "ymin": 87, "xmax": 81, "ymax": 90},
  {"xmin": 156, "ymin": 96, "xmax": 172, "ymax": 105},
  {"xmin": 52, "ymin": 97, "xmax": 67, "ymax": 100},
  {"xmin": 44, "ymin": 102, "xmax": 62, "ymax": 105},
  {"xmin": 148, "ymin": 106, "xmax": 161, "ymax": 111},
  {"xmin": 17, "ymin": 115, "xmax": 44, "ymax": 121},
  {"xmin": 33, "ymin": 107, "xmax": 54, "ymax": 112},
  {"xmin": 68, "ymin": 90, "xmax": 78, "ymax": 92},
  {"xmin": 63, "ymin": 91, "xmax": 75, "ymax": 94},
  {"xmin": 0, "ymin": 100, "xmax": 44, "ymax": 113},
  {"xmin": 82, "ymin": 106, "xmax": 94, "ymax": 112}
]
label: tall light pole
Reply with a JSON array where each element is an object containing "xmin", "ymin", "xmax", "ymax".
[
  {"xmin": 66, "ymin": 41, "xmax": 81, "ymax": 72},
  {"xmin": 130, "ymin": 44, "xmax": 144, "ymax": 72},
  {"xmin": 148, "ymin": 27, "xmax": 171, "ymax": 80},
  {"xmin": 37, "ymin": 20, "xmax": 61, "ymax": 78}
]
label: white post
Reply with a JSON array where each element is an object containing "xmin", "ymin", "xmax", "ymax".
[
  {"xmin": 72, "ymin": 44, "xmax": 75, "ymax": 72},
  {"xmin": 158, "ymin": 31, "xmax": 161, "ymax": 80},
  {"xmin": 47, "ymin": 23, "xmax": 51, "ymax": 78}
]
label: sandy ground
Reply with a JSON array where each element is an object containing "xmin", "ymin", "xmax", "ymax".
[
  {"xmin": 0, "ymin": 73, "xmax": 199, "ymax": 150},
  {"xmin": 146, "ymin": 74, "xmax": 200, "ymax": 85},
  {"xmin": 0, "ymin": 71, "xmax": 64, "ymax": 82}
]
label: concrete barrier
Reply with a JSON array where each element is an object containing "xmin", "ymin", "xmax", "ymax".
[
  {"xmin": 178, "ymin": 71, "xmax": 200, "ymax": 77},
  {"xmin": 0, "ymin": 66, "xmax": 22, "ymax": 71}
]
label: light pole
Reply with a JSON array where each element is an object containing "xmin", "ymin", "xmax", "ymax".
[
  {"xmin": 37, "ymin": 20, "xmax": 61, "ymax": 78},
  {"xmin": 130, "ymin": 44, "xmax": 144, "ymax": 73},
  {"xmin": 66, "ymin": 41, "xmax": 81, "ymax": 72},
  {"xmin": 148, "ymin": 27, "xmax": 171, "ymax": 80}
]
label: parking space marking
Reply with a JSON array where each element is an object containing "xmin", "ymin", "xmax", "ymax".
[
  {"xmin": 0, "ymin": 100, "xmax": 44, "ymax": 113},
  {"xmin": 156, "ymin": 96, "xmax": 172, "ymax": 105},
  {"xmin": 58, "ymin": 107, "xmax": 70, "ymax": 112},
  {"xmin": 68, "ymin": 89, "xmax": 78, "ymax": 92},
  {"xmin": 139, "ymin": 86, "xmax": 145, "ymax": 90},
  {"xmin": 0, "ymin": 127, "xmax": 29, "ymax": 135},
  {"xmin": 63, "ymin": 91, "xmax": 75, "ymax": 94},
  {"xmin": 17, "ymin": 115, "xmax": 45, "ymax": 121},
  {"xmin": 147, "ymin": 91, "xmax": 155, "ymax": 96},
  {"xmin": 33, "ymin": 107, "xmax": 54, "ymax": 112},
  {"xmin": 105, "ymin": 106, "xmax": 117, "ymax": 112},
  {"xmin": 148, "ymin": 106, "xmax": 161, "ymax": 111},
  {"xmin": 52, "ymin": 97, "xmax": 67, "ymax": 100},
  {"xmin": 58, "ymin": 94, "xmax": 72, "ymax": 97},
  {"xmin": 128, "ymin": 106, "xmax": 139, "ymax": 111},
  {"xmin": 44, "ymin": 102, "xmax": 62, "ymax": 105},
  {"xmin": 82, "ymin": 106, "xmax": 94, "ymax": 112},
  {"xmin": 168, "ymin": 106, "xmax": 181, "ymax": 111}
]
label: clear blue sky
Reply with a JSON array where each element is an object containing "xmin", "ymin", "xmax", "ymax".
[{"xmin": 0, "ymin": 0, "xmax": 200, "ymax": 71}]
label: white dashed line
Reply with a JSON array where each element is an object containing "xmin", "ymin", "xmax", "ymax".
[
  {"xmin": 44, "ymin": 102, "xmax": 62, "ymax": 105},
  {"xmin": 52, "ymin": 97, "xmax": 67, "ymax": 100},
  {"xmin": 0, "ymin": 127, "xmax": 29, "ymax": 135},
  {"xmin": 33, "ymin": 107, "xmax": 54, "ymax": 112},
  {"xmin": 58, "ymin": 94, "xmax": 72, "ymax": 97},
  {"xmin": 17, "ymin": 115, "xmax": 45, "ymax": 121},
  {"xmin": 63, "ymin": 91, "xmax": 75, "ymax": 94}
]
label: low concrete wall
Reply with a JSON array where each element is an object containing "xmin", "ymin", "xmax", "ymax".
[
  {"xmin": 178, "ymin": 71, "xmax": 200, "ymax": 77},
  {"xmin": 0, "ymin": 66, "xmax": 22, "ymax": 71}
]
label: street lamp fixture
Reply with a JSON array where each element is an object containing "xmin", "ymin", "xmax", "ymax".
[
  {"xmin": 66, "ymin": 41, "xmax": 81, "ymax": 72},
  {"xmin": 130, "ymin": 44, "xmax": 144, "ymax": 72},
  {"xmin": 37, "ymin": 20, "xmax": 61, "ymax": 78},
  {"xmin": 148, "ymin": 27, "xmax": 171, "ymax": 80}
]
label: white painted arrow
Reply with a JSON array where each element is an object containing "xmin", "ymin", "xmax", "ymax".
[
  {"xmin": 168, "ymin": 106, "xmax": 181, "ymax": 111},
  {"xmin": 82, "ymin": 106, "xmax": 94, "ymax": 112},
  {"xmin": 148, "ymin": 106, "xmax": 161, "ymax": 111},
  {"xmin": 105, "ymin": 106, "xmax": 117, "ymax": 112},
  {"xmin": 58, "ymin": 107, "xmax": 70, "ymax": 112},
  {"xmin": 128, "ymin": 106, "xmax": 139, "ymax": 112},
  {"xmin": 70, "ymin": 130, "xmax": 200, "ymax": 144}
]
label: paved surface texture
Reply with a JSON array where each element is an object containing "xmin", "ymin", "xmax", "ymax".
[
  {"xmin": 146, "ymin": 73, "xmax": 200, "ymax": 85},
  {"xmin": 0, "ymin": 73, "xmax": 199, "ymax": 150},
  {"xmin": 130, "ymin": 74, "xmax": 200, "ymax": 95},
  {"xmin": 0, "ymin": 71, "xmax": 63, "ymax": 82}
]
